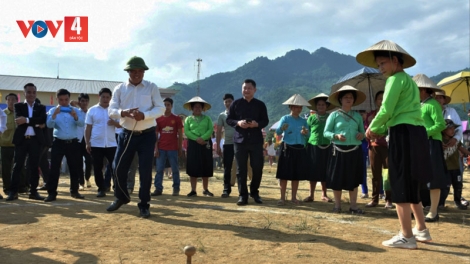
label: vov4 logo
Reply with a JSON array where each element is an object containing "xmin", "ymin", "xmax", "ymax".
[{"xmin": 16, "ymin": 16, "xmax": 88, "ymax": 42}]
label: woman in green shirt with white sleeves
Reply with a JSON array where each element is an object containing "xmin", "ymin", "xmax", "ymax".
[
  {"xmin": 183, "ymin": 96, "xmax": 214, "ymax": 197},
  {"xmin": 359, "ymin": 40, "xmax": 432, "ymax": 249},
  {"xmin": 324, "ymin": 85, "xmax": 366, "ymax": 214}
]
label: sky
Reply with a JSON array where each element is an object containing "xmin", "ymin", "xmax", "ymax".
[{"xmin": 0, "ymin": 0, "xmax": 469, "ymax": 88}]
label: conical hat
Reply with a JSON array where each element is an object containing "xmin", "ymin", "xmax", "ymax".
[
  {"xmin": 282, "ymin": 94, "xmax": 311, "ymax": 107},
  {"xmin": 433, "ymin": 90, "xmax": 451, "ymax": 105},
  {"xmin": 308, "ymin": 93, "xmax": 336, "ymax": 111},
  {"xmin": 328, "ymin": 85, "xmax": 366, "ymax": 107},
  {"xmin": 356, "ymin": 40, "xmax": 416, "ymax": 69},
  {"xmin": 413, "ymin": 74, "xmax": 442, "ymax": 93},
  {"xmin": 183, "ymin": 96, "xmax": 211, "ymax": 111}
]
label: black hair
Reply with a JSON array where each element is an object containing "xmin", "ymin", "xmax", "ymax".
[
  {"xmin": 375, "ymin": 91, "xmax": 384, "ymax": 100},
  {"xmin": 99, "ymin": 88, "xmax": 112, "ymax": 96},
  {"xmin": 78, "ymin": 93, "xmax": 90, "ymax": 101},
  {"xmin": 223, "ymin": 93, "xmax": 234, "ymax": 100},
  {"xmin": 56, "ymin": 89, "xmax": 71, "ymax": 98},
  {"xmin": 35, "ymin": 98, "xmax": 41, "ymax": 104},
  {"xmin": 244, "ymin": 79, "xmax": 256, "ymax": 88},
  {"xmin": 164, "ymin": 98, "xmax": 173, "ymax": 105},
  {"xmin": 373, "ymin": 51, "xmax": 404, "ymax": 66},
  {"xmin": 337, "ymin": 90, "xmax": 357, "ymax": 105},
  {"xmin": 314, "ymin": 97, "xmax": 329, "ymax": 107},
  {"xmin": 24, "ymin": 83, "xmax": 36, "ymax": 90},
  {"xmin": 190, "ymin": 102, "xmax": 204, "ymax": 109},
  {"xmin": 5, "ymin": 93, "xmax": 18, "ymax": 101},
  {"xmin": 358, "ymin": 110, "xmax": 367, "ymax": 114}
]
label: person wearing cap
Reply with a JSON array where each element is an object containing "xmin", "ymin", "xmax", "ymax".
[
  {"xmin": 324, "ymin": 85, "xmax": 366, "ymax": 214},
  {"xmin": 107, "ymin": 56, "xmax": 165, "ymax": 218},
  {"xmin": 151, "ymin": 97, "xmax": 183, "ymax": 197},
  {"xmin": 414, "ymin": 73, "xmax": 447, "ymax": 222},
  {"xmin": 183, "ymin": 96, "xmax": 214, "ymax": 197},
  {"xmin": 360, "ymin": 40, "xmax": 432, "ymax": 248},
  {"xmin": 0, "ymin": 93, "xmax": 19, "ymax": 197},
  {"xmin": 275, "ymin": 94, "xmax": 310, "ymax": 205},
  {"xmin": 303, "ymin": 93, "xmax": 334, "ymax": 203},
  {"xmin": 441, "ymin": 119, "xmax": 468, "ymax": 209},
  {"xmin": 434, "ymin": 90, "xmax": 467, "ymax": 207},
  {"xmin": 216, "ymin": 93, "xmax": 238, "ymax": 197},
  {"xmin": 365, "ymin": 91, "xmax": 393, "ymax": 208},
  {"xmin": 226, "ymin": 79, "xmax": 269, "ymax": 205}
]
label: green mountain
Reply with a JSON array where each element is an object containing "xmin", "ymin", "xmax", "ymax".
[{"xmin": 169, "ymin": 47, "xmax": 469, "ymax": 125}]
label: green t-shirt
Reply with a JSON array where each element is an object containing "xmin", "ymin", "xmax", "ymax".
[
  {"xmin": 369, "ymin": 72, "xmax": 424, "ymax": 135},
  {"xmin": 324, "ymin": 110, "xmax": 365, "ymax": 146},
  {"xmin": 307, "ymin": 113, "xmax": 330, "ymax": 146},
  {"xmin": 217, "ymin": 111, "xmax": 235, "ymax": 145},
  {"xmin": 184, "ymin": 115, "xmax": 213, "ymax": 141}
]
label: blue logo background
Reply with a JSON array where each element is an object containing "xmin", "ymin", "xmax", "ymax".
[{"xmin": 31, "ymin": 20, "xmax": 48, "ymax": 38}]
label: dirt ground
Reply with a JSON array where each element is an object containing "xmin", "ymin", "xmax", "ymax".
[{"xmin": 0, "ymin": 165, "xmax": 469, "ymax": 264}]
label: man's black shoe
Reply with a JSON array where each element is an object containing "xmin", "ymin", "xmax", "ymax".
[
  {"xmin": 221, "ymin": 190, "xmax": 230, "ymax": 198},
  {"xmin": 106, "ymin": 199, "xmax": 129, "ymax": 211},
  {"xmin": 29, "ymin": 192, "xmax": 45, "ymax": 200},
  {"xmin": 6, "ymin": 192, "xmax": 18, "ymax": 201},
  {"xmin": 44, "ymin": 195, "xmax": 56, "ymax": 202},
  {"xmin": 237, "ymin": 197, "xmax": 248, "ymax": 206},
  {"xmin": 96, "ymin": 191, "xmax": 106, "ymax": 198},
  {"xmin": 252, "ymin": 196, "xmax": 263, "ymax": 204},
  {"xmin": 71, "ymin": 192, "xmax": 85, "ymax": 199},
  {"xmin": 151, "ymin": 189, "xmax": 162, "ymax": 196},
  {"xmin": 37, "ymin": 186, "xmax": 47, "ymax": 191},
  {"xmin": 139, "ymin": 208, "xmax": 150, "ymax": 218}
]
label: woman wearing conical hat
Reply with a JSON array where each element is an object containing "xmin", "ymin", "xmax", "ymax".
[
  {"xmin": 323, "ymin": 85, "xmax": 366, "ymax": 214},
  {"xmin": 183, "ymin": 96, "xmax": 215, "ymax": 197},
  {"xmin": 414, "ymin": 74, "xmax": 448, "ymax": 222},
  {"xmin": 274, "ymin": 94, "xmax": 310, "ymax": 205},
  {"xmin": 302, "ymin": 93, "xmax": 335, "ymax": 203},
  {"xmin": 359, "ymin": 40, "xmax": 432, "ymax": 248}
]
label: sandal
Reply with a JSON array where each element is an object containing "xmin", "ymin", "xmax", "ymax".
[
  {"xmin": 291, "ymin": 199, "xmax": 300, "ymax": 205},
  {"xmin": 277, "ymin": 200, "xmax": 285, "ymax": 206},
  {"xmin": 365, "ymin": 201, "xmax": 378, "ymax": 207},
  {"xmin": 302, "ymin": 197, "xmax": 314, "ymax": 202},
  {"xmin": 321, "ymin": 196, "xmax": 333, "ymax": 203},
  {"xmin": 462, "ymin": 198, "xmax": 469, "ymax": 207},
  {"xmin": 384, "ymin": 203, "xmax": 395, "ymax": 209},
  {"xmin": 332, "ymin": 207, "xmax": 342, "ymax": 213},
  {"xmin": 349, "ymin": 208, "xmax": 365, "ymax": 215}
]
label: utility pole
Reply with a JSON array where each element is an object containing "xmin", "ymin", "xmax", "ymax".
[{"xmin": 196, "ymin": 58, "xmax": 202, "ymax": 96}]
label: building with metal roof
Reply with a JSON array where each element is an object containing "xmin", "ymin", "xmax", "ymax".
[{"xmin": 0, "ymin": 75, "xmax": 178, "ymax": 106}]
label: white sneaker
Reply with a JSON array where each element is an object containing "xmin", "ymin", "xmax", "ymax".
[
  {"xmin": 412, "ymin": 227, "xmax": 432, "ymax": 242},
  {"xmin": 79, "ymin": 185, "xmax": 85, "ymax": 191},
  {"xmin": 382, "ymin": 233, "xmax": 417, "ymax": 249}
]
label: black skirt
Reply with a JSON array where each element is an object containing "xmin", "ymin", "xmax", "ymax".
[
  {"xmin": 326, "ymin": 145, "xmax": 363, "ymax": 191},
  {"xmin": 276, "ymin": 143, "xmax": 308, "ymax": 181},
  {"xmin": 186, "ymin": 139, "xmax": 213, "ymax": 178},
  {"xmin": 427, "ymin": 139, "xmax": 449, "ymax": 189},
  {"xmin": 388, "ymin": 124, "xmax": 432, "ymax": 204},
  {"xmin": 306, "ymin": 144, "xmax": 331, "ymax": 182}
]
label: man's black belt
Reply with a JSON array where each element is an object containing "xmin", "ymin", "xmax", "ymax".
[
  {"xmin": 54, "ymin": 138, "xmax": 79, "ymax": 144},
  {"xmin": 123, "ymin": 126, "xmax": 155, "ymax": 135}
]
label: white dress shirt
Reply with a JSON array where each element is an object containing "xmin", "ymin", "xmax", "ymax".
[
  {"xmin": 25, "ymin": 101, "xmax": 36, "ymax": 136},
  {"xmin": 86, "ymin": 104, "xmax": 117, "ymax": 148},
  {"xmin": 443, "ymin": 106, "xmax": 463, "ymax": 142},
  {"xmin": 77, "ymin": 108, "xmax": 86, "ymax": 142},
  {"xmin": 109, "ymin": 79, "xmax": 165, "ymax": 131}
]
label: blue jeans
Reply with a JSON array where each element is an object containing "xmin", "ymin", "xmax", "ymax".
[
  {"xmin": 154, "ymin": 149, "xmax": 180, "ymax": 192},
  {"xmin": 113, "ymin": 130, "xmax": 156, "ymax": 209}
]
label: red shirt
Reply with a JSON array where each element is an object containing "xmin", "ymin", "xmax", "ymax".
[{"xmin": 156, "ymin": 114, "xmax": 183, "ymax": 151}]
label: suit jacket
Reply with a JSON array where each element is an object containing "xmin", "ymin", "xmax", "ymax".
[{"xmin": 12, "ymin": 102, "xmax": 47, "ymax": 145}]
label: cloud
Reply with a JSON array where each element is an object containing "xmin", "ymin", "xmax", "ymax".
[{"xmin": 0, "ymin": 0, "xmax": 468, "ymax": 88}]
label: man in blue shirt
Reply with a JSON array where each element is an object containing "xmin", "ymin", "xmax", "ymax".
[{"xmin": 45, "ymin": 89, "xmax": 85, "ymax": 202}]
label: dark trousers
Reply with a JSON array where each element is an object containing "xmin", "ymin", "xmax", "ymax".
[
  {"xmin": 234, "ymin": 142, "xmax": 264, "ymax": 199},
  {"xmin": 78, "ymin": 139, "xmax": 92, "ymax": 185},
  {"xmin": 223, "ymin": 144, "xmax": 235, "ymax": 194},
  {"xmin": 10, "ymin": 137, "xmax": 41, "ymax": 194},
  {"xmin": 369, "ymin": 145, "xmax": 390, "ymax": 202},
  {"xmin": 38, "ymin": 146, "xmax": 50, "ymax": 184},
  {"xmin": 91, "ymin": 147, "xmax": 116, "ymax": 191},
  {"xmin": 47, "ymin": 138, "xmax": 81, "ymax": 196},
  {"xmin": 1, "ymin": 146, "xmax": 15, "ymax": 193},
  {"xmin": 439, "ymin": 169, "xmax": 463, "ymax": 206},
  {"xmin": 113, "ymin": 130, "xmax": 156, "ymax": 209}
]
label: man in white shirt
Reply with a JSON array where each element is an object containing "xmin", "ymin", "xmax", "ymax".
[
  {"xmin": 85, "ymin": 88, "xmax": 118, "ymax": 198},
  {"xmin": 107, "ymin": 56, "xmax": 165, "ymax": 218},
  {"xmin": 72, "ymin": 93, "xmax": 92, "ymax": 190}
]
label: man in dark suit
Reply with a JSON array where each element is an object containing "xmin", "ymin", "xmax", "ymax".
[{"xmin": 6, "ymin": 83, "xmax": 46, "ymax": 201}]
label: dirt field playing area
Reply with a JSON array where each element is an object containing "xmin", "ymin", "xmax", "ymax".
[{"xmin": 0, "ymin": 166, "xmax": 469, "ymax": 264}]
